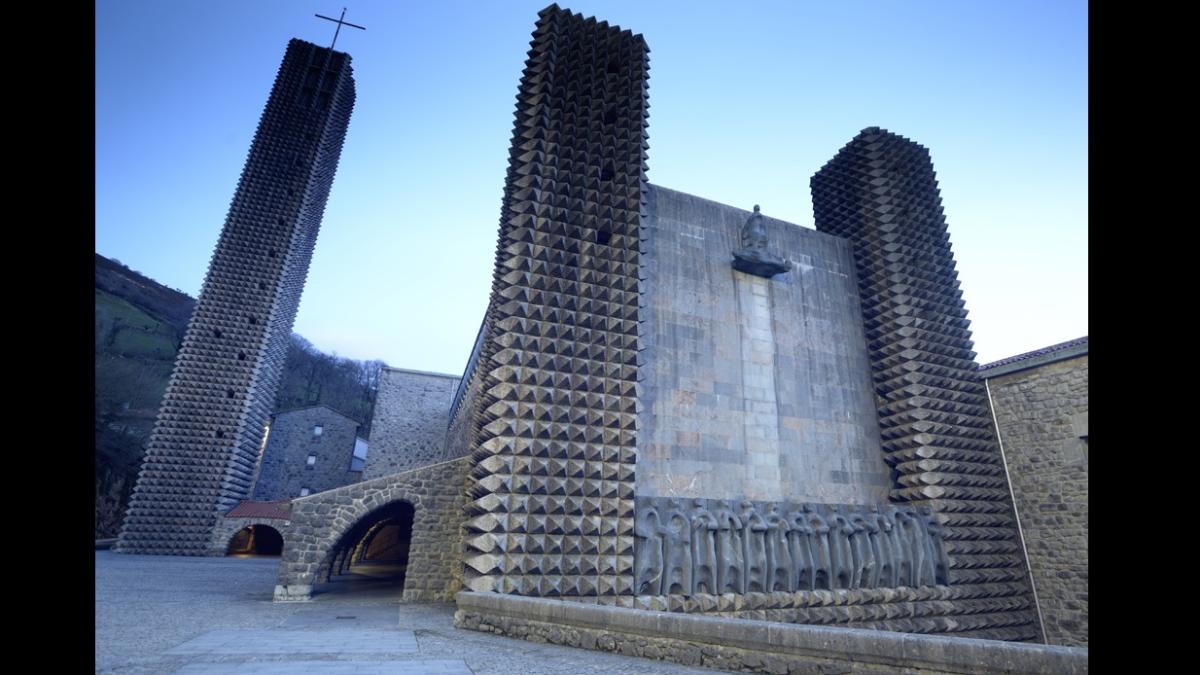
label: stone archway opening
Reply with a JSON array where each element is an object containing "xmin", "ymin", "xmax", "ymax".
[
  {"xmin": 226, "ymin": 524, "xmax": 284, "ymax": 556},
  {"xmin": 317, "ymin": 500, "xmax": 415, "ymax": 595}
]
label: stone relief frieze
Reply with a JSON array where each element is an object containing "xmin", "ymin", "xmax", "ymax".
[{"xmin": 634, "ymin": 497, "xmax": 949, "ymax": 595}]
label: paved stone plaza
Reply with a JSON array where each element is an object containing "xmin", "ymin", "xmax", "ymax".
[{"xmin": 95, "ymin": 551, "xmax": 729, "ymax": 674}]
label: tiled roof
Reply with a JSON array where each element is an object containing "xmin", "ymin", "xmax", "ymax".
[
  {"xmin": 979, "ymin": 336, "xmax": 1088, "ymax": 374},
  {"xmin": 225, "ymin": 500, "xmax": 292, "ymax": 520}
]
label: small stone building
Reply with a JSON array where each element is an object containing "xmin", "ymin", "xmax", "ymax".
[
  {"xmin": 981, "ymin": 337, "xmax": 1088, "ymax": 647},
  {"xmin": 251, "ymin": 405, "xmax": 366, "ymax": 500}
]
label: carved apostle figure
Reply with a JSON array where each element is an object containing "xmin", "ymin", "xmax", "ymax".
[
  {"xmin": 787, "ymin": 507, "xmax": 816, "ymax": 591},
  {"xmin": 804, "ymin": 504, "xmax": 833, "ymax": 590},
  {"xmin": 661, "ymin": 498, "xmax": 693, "ymax": 595},
  {"xmin": 849, "ymin": 511, "xmax": 879, "ymax": 589},
  {"xmin": 740, "ymin": 501, "xmax": 769, "ymax": 593},
  {"xmin": 882, "ymin": 505, "xmax": 909, "ymax": 587},
  {"xmin": 900, "ymin": 508, "xmax": 933, "ymax": 587},
  {"xmin": 913, "ymin": 506, "xmax": 939, "ymax": 587},
  {"xmin": 764, "ymin": 504, "xmax": 794, "ymax": 592},
  {"xmin": 868, "ymin": 505, "xmax": 896, "ymax": 588},
  {"xmin": 740, "ymin": 204, "xmax": 769, "ymax": 251},
  {"xmin": 892, "ymin": 508, "xmax": 917, "ymax": 587},
  {"xmin": 634, "ymin": 506, "xmax": 665, "ymax": 595},
  {"xmin": 923, "ymin": 507, "xmax": 950, "ymax": 585},
  {"xmin": 690, "ymin": 499, "xmax": 718, "ymax": 594},
  {"xmin": 828, "ymin": 508, "xmax": 855, "ymax": 589},
  {"xmin": 713, "ymin": 501, "xmax": 744, "ymax": 594}
]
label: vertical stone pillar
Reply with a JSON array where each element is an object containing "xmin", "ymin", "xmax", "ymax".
[
  {"xmin": 463, "ymin": 4, "xmax": 650, "ymax": 598},
  {"xmin": 734, "ymin": 273, "xmax": 782, "ymax": 499}
]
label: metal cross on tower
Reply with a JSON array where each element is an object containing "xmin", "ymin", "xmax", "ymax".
[{"xmin": 315, "ymin": 7, "xmax": 366, "ymax": 50}]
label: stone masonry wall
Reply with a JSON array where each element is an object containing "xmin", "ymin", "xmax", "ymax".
[
  {"xmin": 252, "ymin": 406, "xmax": 362, "ymax": 500},
  {"xmin": 639, "ymin": 185, "xmax": 890, "ymax": 504},
  {"xmin": 363, "ymin": 368, "xmax": 460, "ymax": 480},
  {"xmin": 274, "ymin": 456, "xmax": 468, "ymax": 602},
  {"xmin": 985, "ymin": 354, "xmax": 1088, "ymax": 646}
]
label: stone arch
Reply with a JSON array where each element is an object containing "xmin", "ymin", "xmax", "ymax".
[
  {"xmin": 273, "ymin": 458, "xmax": 468, "ymax": 602},
  {"xmin": 313, "ymin": 498, "xmax": 416, "ymax": 588},
  {"xmin": 226, "ymin": 523, "xmax": 285, "ymax": 556}
]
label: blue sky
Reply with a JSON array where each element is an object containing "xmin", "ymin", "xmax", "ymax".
[{"xmin": 96, "ymin": 0, "xmax": 1087, "ymax": 375}]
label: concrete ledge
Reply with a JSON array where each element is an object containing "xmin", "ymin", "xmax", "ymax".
[
  {"xmin": 455, "ymin": 592, "xmax": 1087, "ymax": 674},
  {"xmin": 273, "ymin": 584, "xmax": 314, "ymax": 602}
]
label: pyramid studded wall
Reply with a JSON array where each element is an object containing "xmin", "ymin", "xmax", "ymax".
[
  {"xmin": 462, "ymin": 4, "xmax": 650, "ymax": 597},
  {"xmin": 116, "ymin": 39, "xmax": 356, "ymax": 555},
  {"xmin": 811, "ymin": 128, "xmax": 1039, "ymax": 640}
]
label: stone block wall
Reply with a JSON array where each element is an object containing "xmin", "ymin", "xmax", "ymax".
[
  {"xmin": 983, "ymin": 347, "xmax": 1088, "ymax": 646},
  {"xmin": 362, "ymin": 367, "xmax": 459, "ymax": 480},
  {"xmin": 639, "ymin": 185, "xmax": 890, "ymax": 504},
  {"xmin": 274, "ymin": 456, "xmax": 468, "ymax": 602},
  {"xmin": 252, "ymin": 405, "xmax": 362, "ymax": 500}
]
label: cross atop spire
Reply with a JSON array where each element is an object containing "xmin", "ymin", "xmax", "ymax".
[{"xmin": 315, "ymin": 7, "xmax": 366, "ymax": 50}]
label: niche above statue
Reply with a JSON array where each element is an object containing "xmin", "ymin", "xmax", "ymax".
[{"xmin": 732, "ymin": 205, "xmax": 791, "ymax": 278}]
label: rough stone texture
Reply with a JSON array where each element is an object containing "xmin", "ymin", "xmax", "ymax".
[
  {"xmin": 209, "ymin": 515, "xmax": 291, "ymax": 556},
  {"xmin": 116, "ymin": 39, "xmax": 356, "ymax": 555},
  {"xmin": 363, "ymin": 367, "xmax": 460, "ymax": 479},
  {"xmin": 811, "ymin": 128, "xmax": 1038, "ymax": 641},
  {"xmin": 274, "ymin": 456, "xmax": 468, "ymax": 602},
  {"xmin": 455, "ymin": 591, "xmax": 1088, "ymax": 674},
  {"xmin": 982, "ymin": 350, "xmax": 1088, "ymax": 647},
  {"xmin": 252, "ymin": 405, "xmax": 363, "ymax": 500},
  {"xmin": 462, "ymin": 5, "xmax": 648, "ymax": 598},
  {"xmin": 639, "ymin": 186, "xmax": 889, "ymax": 504}
]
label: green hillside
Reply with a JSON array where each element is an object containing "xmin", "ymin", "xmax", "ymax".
[{"xmin": 94, "ymin": 254, "xmax": 385, "ymax": 538}]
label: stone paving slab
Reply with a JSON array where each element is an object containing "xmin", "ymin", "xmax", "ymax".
[
  {"xmin": 164, "ymin": 629, "xmax": 417, "ymax": 655},
  {"xmin": 175, "ymin": 659, "xmax": 471, "ymax": 674},
  {"xmin": 97, "ymin": 551, "xmax": 727, "ymax": 674}
]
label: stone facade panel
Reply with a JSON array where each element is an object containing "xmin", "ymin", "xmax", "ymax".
[
  {"xmin": 363, "ymin": 368, "xmax": 459, "ymax": 479},
  {"xmin": 639, "ymin": 186, "xmax": 889, "ymax": 504}
]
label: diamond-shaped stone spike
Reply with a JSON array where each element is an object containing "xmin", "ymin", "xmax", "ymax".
[
  {"xmin": 466, "ymin": 533, "xmax": 505, "ymax": 554},
  {"xmin": 464, "ymin": 553, "xmax": 505, "ymax": 575},
  {"xmin": 466, "ymin": 512, "xmax": 503, "ymax": 533},
  {"xmin": 463, "ymin": 576, "xmax": 498, "ymax": 593}
]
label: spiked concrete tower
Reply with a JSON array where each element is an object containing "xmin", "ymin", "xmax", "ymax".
[
  {"xmin": 117, "ymin": 39, "xmax": 356, "ymax": 555},
  {"xmin": 811, "ymin": 128, "xmax": 1040, "ymax": 640},
  {"xmin": 462, "ymin": 4, "xmax": 650, "ymax": 597}
]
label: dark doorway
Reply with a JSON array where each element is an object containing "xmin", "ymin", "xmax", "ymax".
[
  {"xmin": 319, "ymin": 501, "xmax": 415, "ymax": 595},
  {"xmin": 226, "ymin": 524, "xmax": 284, "ymax": 556}
]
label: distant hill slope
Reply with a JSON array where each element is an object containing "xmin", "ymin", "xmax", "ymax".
[{"xmin": 94, "ymin": 254, "xmax": 385, "ymax": 538}]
